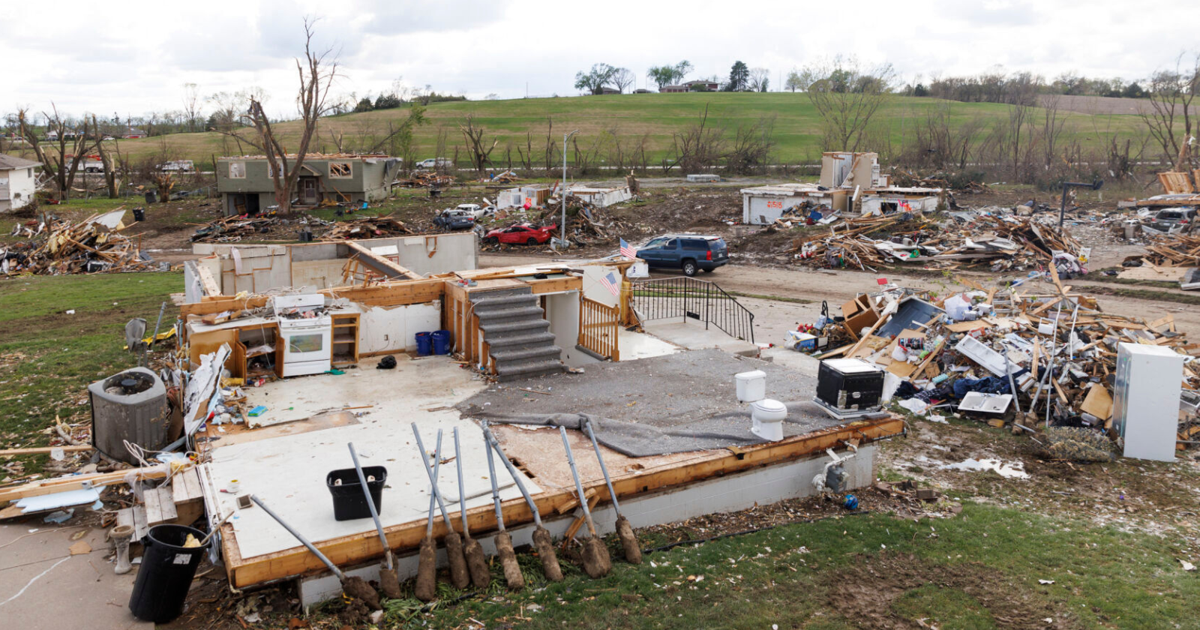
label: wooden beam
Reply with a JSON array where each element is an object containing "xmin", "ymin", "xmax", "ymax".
[
  {"xmin": 198, "ymin": 265, "xmax": 222, "ymax": 297},
  {"xmin": 0, "ymin": 445, "xmax": 93, "ymax": 457},
  {"xmin": 222, "ymin": 416, "xmax": 905, "ymax": 588},
  {"xmin": 0, "ymin": 467, "xmax": 170, "ymax": 505},
  {"xmin": 346, "ymin": 242, "xmax": 421, "ymax": 279}
]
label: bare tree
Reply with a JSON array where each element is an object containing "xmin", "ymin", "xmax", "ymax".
[
  {"xmin": 805, "ymin": 57, "xmax": 895, "ymax": 151},
  {"xmin": 748, "ymin": 68, "xmax": 770, "ymax": 93},
  {"xmin": 224, "ymin": 19, "xmax": 338, "ymax": 214},
  {"xmin": 612, "ymin": 68, "xmax": 635, "ymax": 94},
  {"xmin": 182, "ymin": 83, "xmax": 201, "ymax": 132},
  {"xmin": 91, "ymin": 115, "xmax": 120, "ymax": 198},
  {"xmin": 459, "ymin": 114, "xmax": 497, "ymax": 174},
  {"xmin": 1139, "ymin": 53, "xmax": 1199, "ymax": 171},
  {"xmin": 666, "ymin": 104, "xmax": 726, "ymax": 173},
  {"xmin": 17, "ymin": 105, "xmax": 100, "ymax": 201},
  {"xmin": 726, "ymin": 115, "xmax": 777, "ymax": 174}
]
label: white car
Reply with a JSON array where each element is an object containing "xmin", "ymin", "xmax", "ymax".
[
  {"xmin": 416, "ymin": 157, "xmax": 453, "ymax": 169},
  {"xmin": 454, "ymin": 203, "xmax": 495, "ymax": 220},
  {"xmin": 159, "ymin": 160, "xmax": 195, "ymax": 173}
]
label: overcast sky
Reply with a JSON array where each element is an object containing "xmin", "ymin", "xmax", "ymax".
[{"xmin": 6, "ymin": 0, "xmax": 1198, "ymax": 120}]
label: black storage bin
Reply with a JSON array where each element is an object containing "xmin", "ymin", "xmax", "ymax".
[
  {"xmin": 816, "ymin": 358, "xmax": 884, "ymax": 411},
  {"xmin": 327, "ymin": 466, "xmax": 387, "ymax": 521},
  {"xmin": 128, "ymin": 524, "xmax": 209, "ymax": 623}
]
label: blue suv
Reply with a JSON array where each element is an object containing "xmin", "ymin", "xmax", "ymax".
[{"xmin": 635, "ymin": 234, "xmax": 729, "ymax": 276}]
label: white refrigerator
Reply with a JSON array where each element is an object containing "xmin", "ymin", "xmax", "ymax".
[{"xmin": 1112, "ymin": 343, "xmax": 1184, "ymax": 462}]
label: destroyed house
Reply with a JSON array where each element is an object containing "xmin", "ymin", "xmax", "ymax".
[
  {"xmin": 215, "ymin": 154, "xmax": 402, "ymax": 216},
  {"xmin": 145, "ymin": 245, "xmax": 903, "ymax": 600}
]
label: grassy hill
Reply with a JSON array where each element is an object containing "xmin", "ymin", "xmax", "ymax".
[{"xmin": 23, "ymin": 93, "xmax": 1150, "ymax": 169}]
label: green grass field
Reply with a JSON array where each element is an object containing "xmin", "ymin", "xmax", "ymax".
[{"xmin": 21, "ymin": 94, "xmax": 1147, "ymax": 168}]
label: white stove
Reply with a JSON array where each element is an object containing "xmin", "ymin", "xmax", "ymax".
[{"xmin": 273, "ymin": 294, "xmax": 332, "ymax": 377}]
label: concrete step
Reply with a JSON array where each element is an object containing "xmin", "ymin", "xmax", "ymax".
[
  {"xmin": 496, "ymin": 357, "xmax": 565, "ymax": 381},
  {"xmin": 475, "ymin": 305, "xmax": 545, "ymax": 321},
  {"xmin": 487, "ymin": 331, "xmax": 558, "ymax": 349},
  {"xmin": 473, "ymin": 294, "xmax": 540, "ymax": 310},
  {"xmin": 492, "ymin": 345, "xmax": 563, "ymax": 363},
  {"xmin": 480, "ymin": 319, "xmax": 551, "ymax": 335}
]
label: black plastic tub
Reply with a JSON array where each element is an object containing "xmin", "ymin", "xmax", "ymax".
[{"xmin": 327, "ymin": 466, "xmax": 387, "ymax": 521}]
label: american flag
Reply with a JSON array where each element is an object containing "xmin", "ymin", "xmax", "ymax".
[
  {"xmin": 619, "ymin": 238, "xmax": 636, "ymax": 259},
  {"xmin": 599, "ymin": 271, "xmax": 620, "ymax": 297}
]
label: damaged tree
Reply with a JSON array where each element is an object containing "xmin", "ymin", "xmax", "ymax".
[
  {"xmin": 17, "ymin": 106, "xmax": 101, "ymax": 202},
  {"xmin": 1139, "ymin": 53, "xmax": 1200, "ymax": 172},
  {"xmin": 459, "ymin": 114, "xmax": 497, "ymax": 175},
  {"xmin": 805, "ymin": 57, "xmax": 895, "ymax": 151},
  {"xmin": 224, "ymin": 18, "xmax": 339, "ymax": 215}
]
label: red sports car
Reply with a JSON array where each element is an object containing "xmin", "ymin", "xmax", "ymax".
[{"xmin": 483, "ymin": 223, "xmax": 557, "ymax": 246}]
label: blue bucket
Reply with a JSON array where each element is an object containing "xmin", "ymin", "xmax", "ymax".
[
  {"xmin": 415, "ymin": 332, "xmax": 433, "ymax": 356},
  {"xmin": 431, "ymin": 330, "xmax": 451, "ymax": 355}
]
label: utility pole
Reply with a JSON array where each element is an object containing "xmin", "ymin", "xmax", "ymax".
[{"xmin": 559, "ymin": 129, "xmax": 579, "ymax": 251}]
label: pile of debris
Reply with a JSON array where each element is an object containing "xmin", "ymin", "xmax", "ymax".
[
  {"xmin": 483, "ymin": 170, "xmax": 520, "ymax": 184},
  {"xmin": 786, "ymin": 271, "xmax": 1197, "ymax": 458},
  {"xmin": 191, "ymin": 215, "xmax": 279, "ymax": 243},
  {"xmin": 320, "ymin": 217, "xmax": 413, "ymax": 241},
  {"xmin": 532, "ymin": 195, "xmax": 634, "ymax": 247},
  {"xmin": 2, "ymin": 212, "xmax": 153, "ymax": 276},
  {"xmin": 792, "ymin": 212, "xmax": 1084, "ymax": 274},
  {"xmin": 398, "ymin": 172, "xmax": 454, "ymax": 188},
  {"xmin": 1130, "ymin": 233, "xmax": 1200, "ymax": 268}
]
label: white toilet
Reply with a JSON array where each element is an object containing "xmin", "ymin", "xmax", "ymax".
[
  {"xmin": 750, "ymin": 399, "xmax": 787, "ymax": 441},
  {"xmin": 735, "ymin": 370, "xmax": 766, "ymax": 402}
]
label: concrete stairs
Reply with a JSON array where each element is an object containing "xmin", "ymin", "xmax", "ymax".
[{"xmin": 471, "ymin": 288, "xmax": 564, "ymax": 381}]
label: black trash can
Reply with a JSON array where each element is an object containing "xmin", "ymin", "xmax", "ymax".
[
  {"xmin": 128, "ymin": 524, "xmax": 209, "ymax": 623},
  {"xmin": 144, "ymin": 191, "xmax": 157, "ymax": 204},
  {"xmin": 132, "ymin": 207, "xmax": 145, "ymax": 222}
]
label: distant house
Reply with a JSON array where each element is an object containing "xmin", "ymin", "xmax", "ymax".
[
  {"xmin": 598, "ymin": 87, "xmax": 621, "ymax": 95},
  {"xmin": 45, "ymin": 129, "xmax": 79, "ymax": 142},
  {"xmin": 661, "ymin": 81, "xmax": 720, "ymax": 93},
  {"xmin": 0, "ymin": 153, "xmax": 41, "ymax": 213},
  {"xmin": 123, "ymin": 128, "xmax": 147, "ymax": 139},
  {"xmin": 634, "ymin": 88, "xmax": 652, "ymax": 94},
  {"xmin": 215, "ymin": 154, "xmax": 403, "ymax": 215}
]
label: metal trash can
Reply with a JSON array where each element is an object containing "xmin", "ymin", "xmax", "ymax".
[{"xmin": 128, "ymin": 524, "xmax": 209, "ymax": 623}]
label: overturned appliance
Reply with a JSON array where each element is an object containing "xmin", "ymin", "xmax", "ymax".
[{"xmin": 814, "ymin": 358, "xmax": 884, "ymax": 419}]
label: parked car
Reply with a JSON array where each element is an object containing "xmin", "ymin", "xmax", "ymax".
[
  {"xmin": 433, "ymin": 209, "xmax": 476, "ymax": 231},
  {"xmin": 1147, "ymin": 207, "xmax": 1196, "ymax": 232},
  {"xmin": 158, "ymin": 160, "xmax": 195, "ymax": 173},
  {"xmin": 455, "ymin": 203, "xmax": 495, "ymax": 220},
  {"xmin": 416, "ymin": 157, "xmax": 453, "ymax": 169},
  {"xmin": 635, "ymin": 234, "xmax": 729, "ymax": 276},
  {"xmin": 484, "ymin": 223, "xmax": 557, "ymax": 246}
]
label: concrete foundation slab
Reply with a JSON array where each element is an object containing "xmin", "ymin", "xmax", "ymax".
[
  {"xmin": 643, "ymin": 320, "xmax": 759, "ymax": 356},
  {"xmin": 298, "ymin": 444, "xmax": 875, "ymax": 606}
]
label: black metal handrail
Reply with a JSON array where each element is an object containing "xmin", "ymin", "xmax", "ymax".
[{"xmin": 630, "ymin": 277, "xmax": 755, "ymax": 344}]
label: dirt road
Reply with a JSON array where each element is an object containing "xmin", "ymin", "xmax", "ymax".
[{"xmin": 481, "ymin": 252, "xmax": 1200, "ymax": 338}]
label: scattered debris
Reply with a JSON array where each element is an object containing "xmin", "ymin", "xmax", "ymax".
[
  {"xmin": 320, "ymin": 217, "xmax": 414, "ymax": 241},
  {"xmin": 2, "ymin": 212, "xmax": 153, "ymax": 276}
]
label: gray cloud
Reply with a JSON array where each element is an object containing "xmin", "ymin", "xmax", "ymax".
[{"xmin": 356, "ymin": 0, "xmax": 512, "ymax": 35}]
